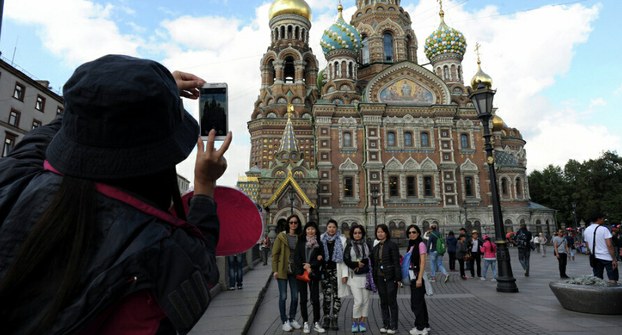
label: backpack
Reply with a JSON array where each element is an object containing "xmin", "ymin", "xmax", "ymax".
[
  {"xmin": 432, "ymin": 232, "xmax": 446, "ymax": 255},
  {"xmin": 401, "ymin": 246, "xmax": 414, "ymax": 286},
  {"xmin": 515, "ymin": 231, "xmax": 529, "ymax": 248}
]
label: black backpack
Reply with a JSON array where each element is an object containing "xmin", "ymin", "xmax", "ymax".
[{"xmin": 516, "ymin": 231, "xmax": 529, "ymax": 248}]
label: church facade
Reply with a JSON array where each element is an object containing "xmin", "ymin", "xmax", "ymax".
[{"xmin": 239, "ymin": 0, "xmax": 555, "ymax": 244}]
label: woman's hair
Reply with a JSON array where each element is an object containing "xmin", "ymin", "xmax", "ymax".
[
  {"xmin": 406, "ymin": 224, "xmax": 422, "ymax": 237},
  {"xmin": 349, "ymin": 224, "xmax": 366, "ymax": 240},
  {"xmin": 286, "ymin": 214, "xmax": 302, "ymax": 235},
  {"xmin": 448, "ymin": 230, "xmax": 454, "ymax": 236},
  {"xmin": 326, "ymin": 218, "xmax": 338, "ymax": 228},
  {"xmin": 376, "ymin": 224, "xmax": 391, "ymax": 240}
]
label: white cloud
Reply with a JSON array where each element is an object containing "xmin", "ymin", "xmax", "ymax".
[
  {"xmin": 589, "ymin": 97, "xmax": 607, "ymax": 109},
  {"xmin": 614, "ymin": 83, "xmax": 622, "ymax": 96}
]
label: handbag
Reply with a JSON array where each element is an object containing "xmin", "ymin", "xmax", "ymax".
[
  {"xmin": 296, "ymin": 269, "xmax": 311, "ymax": 282},
  {"xmin": 401, "ymin": 246, "xmax": 414, "ymax": 286},
  {"xmin": 463, "ymin": 253, "xmax": 472, "ymax": 262},
  {"xmin": 365, "ymin": 261, "xmax": 377, "ymax": 292}
]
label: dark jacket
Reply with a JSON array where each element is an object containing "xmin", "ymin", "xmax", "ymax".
[
  {"xmin": 467, "ymin": 238, "xmax": 484, "ymax": 255},
  {"xmin": 456, "ymin": 240, "xmax": 468, "ymax": 260},
  {"xmin": 446, "ymin": 235, "xmax": 458, "ymax": 253},
  {"xmin": 294, "ymin": 237, "xmax": 324, "ymax": 281},
  {"xmin": 343, "ymin": 240, "xmax": 373, "ymax": 275},
  {"xmin": 0, "ymin": 119, "xmax": 219, "ymax": 334},
  {"xmin": 371, "ymin": 239, "xmax": 401, "ymax": 282}
]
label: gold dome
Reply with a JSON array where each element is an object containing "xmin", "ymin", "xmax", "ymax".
[
  {"xmin": 471, "ymin": 62, "xmax": 493, "ymax": 89},
  {"xmin": 492, "ymin": 115, "xmax": 506, "ymax": 132},
  {"xmin": 269, "ymin": 0, "xmax": 312, "ymax": 21}
]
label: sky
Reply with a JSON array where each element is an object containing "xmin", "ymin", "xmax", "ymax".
[{"xmin": 1, "ymin": 0, "xmax": 620, "ymax": 187}]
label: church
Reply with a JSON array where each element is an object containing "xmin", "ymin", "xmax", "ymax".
[{"xmin": 237, "ymin": 0, "xmax": 555, "ymax": 244}]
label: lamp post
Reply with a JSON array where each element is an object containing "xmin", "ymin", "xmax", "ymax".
[
  {"xmin": 289, "ymin": 187, "xmax": 295, "ymax": 216},
  {"xmin": 371, "ymin": 187, "xmax": 379, "ymax": 228},
  {"xmin": 470, "ymin": 82, "xmax": 518, "ymax": 293},
  {"xmin": 463, "ymin": 201, "xmax": 468, "ymax": 227}
]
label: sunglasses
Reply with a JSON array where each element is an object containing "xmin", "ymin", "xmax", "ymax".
[
  {"xmin": 289, "ymin": 221, "xmax": 298, "ymax": 224},
  {"xmin": 353, "ymin": 231, "xmax": 363, "ymax": 234},
  {"xmin": 408, "ymin": 231, "xmax": 418, "ymax": 234}
]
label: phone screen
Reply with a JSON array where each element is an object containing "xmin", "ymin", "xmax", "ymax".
[{"xmin": 199, "ymin": 84, "xmax": 228, "ymax": 139}]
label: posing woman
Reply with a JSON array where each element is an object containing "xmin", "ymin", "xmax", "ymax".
[
  {"xmin": 480, "ymin": 235, "xmax": 497, "ymax": 281},
  {"xmin": 406, "ymin": 225, "xmax": 430, "ymax": 335},
  {"xmin": 343, "ymin": 225, "xmax": 372, "ymax": 333},
  {"xmin": 294, "ymin": 222, "xmax": 326, "ymax": 333},
  {"xmin": 371, "ymin": 224, "xmax": 401, "ymax": 334},
  {"xmin": 320, "ymin": 219, "xmax": 349, "ymax": 330},
  {"xmin": 455, "ymin": 234, "xmax": 469, "ymax": 280},
  {"xmin": 272, "ymin": 214, "xmax": 303, "ymax": 331}
]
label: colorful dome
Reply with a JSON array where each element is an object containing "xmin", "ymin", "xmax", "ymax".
[
  {"xmin": 320, "ymin": 5, "xmax": 361, "ymax": 55},
  {"xmin": 269, "ymin": 0, "xmax": 311, "ymax": 21},
  {"xmin": 424, "ymin": 10, "xmax": 467, "ymax": 62}
]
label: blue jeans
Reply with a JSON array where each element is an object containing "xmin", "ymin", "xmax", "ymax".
[
  {"xmin": 482, "ymin": 259, "xmax": 496, "ymax": 279},
  {"xmin": 593, "ymin": 259, "xmax": 619, "ymax": 282},
  {"xmin": 277, "ymin": 274, "xmax": 299, "ymax": 323},
  {"xmin": 227, "ymin": 254, "xmax": 244, "ymax": 288},
  {"xmin": 428, "ymin": 251, "xmax": 448, "ymax": 277}
]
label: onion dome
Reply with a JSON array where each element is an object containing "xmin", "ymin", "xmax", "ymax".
[
  {"xmin": 424, "ymin": 8, "xmax": 467, "ymax": 62},
  {"xmin": 470, "ymin": 54, "xmax": 493, "ymax": 89},
  {"xmin": 492, "ymin": 115, "xmax": 505, "ymax": 132},
  {"xmin": 320, "ymin": 4, "xmax": 362, "ymax": 55},
  {"xmin": 269, "ymin": 0, "xmax": 312, "ymax": 21}
]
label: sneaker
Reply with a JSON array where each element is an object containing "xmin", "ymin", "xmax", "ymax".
[
  {"xmin": 282, "ymin": 321, "xmax": 292, "ymax": 332},
  {"xmin": 303, "ymin": 322, "xmax": 310, "ymax": 334},
  {"xmin": 387, "ymin": 329, "xmax": 397, "ymax": 334},
  {"xmin": 228, "ymin": 286, "xmax": 236, "ymax": 290},
  {"xmin": 290, "ymin": 320, "xmax": 302, "ymax": 330},
  {"xmin": 444, "ymin": 275, "xmax": 449, "ymax": 283},
  {"xmin": 409, "ymin": 328, "xmax": 427, "ymax": 335},
  {"xmin": 380, "ymin": 327, "xmax": 388, "ymax": 333},
  {"xmin": 425, "ymin": 327, "xmax": 431, "ymax": 333},
  {"xmin": 491, "ymin": 278, "xmax": 497, "ymax": 282},
  {"xmin": 314, "ymin": 322, "xmax": 326, "ymax": 333},
  {"xmin": 359, "ymin": 322, "xmax": 367, "ymax": 332},
  {"xmin": 237, "ymin": 285, "xmax": 243, "ymax": 289},
  {"xmin": 480, "ymin": 277, "xmax": 486, "ymax": 281},
  {"xmin": 351, "ymin": 321, "xmax": 359, "ymax": 333},
  {"xmin": 461, "ymin": 275, "xmax": 467, "ymax": 280}
]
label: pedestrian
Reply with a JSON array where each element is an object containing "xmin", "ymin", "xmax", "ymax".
[
  {"xmin": 273, "ymin": 214, "xmax": 303, "ymax": 331},
  {"xmin": 227, "ymin": 253, "xmax": 244, "ymax": 290},
  {"xmin": 534, "ymin": 234, "xmax": 541, "ymax": 253},
  {"xmin": 513, "ymin": 223, "xmax": 533, "ymax": 276},
  {"xmin": 260, "ymin": 233, "xmax": 272, "ymax": 265},
  {"xmin": 0, "ymin": 55, "xmax": 231, "ymax": 334},
  {"xmin": 480, "ymin": 235, "xmax": 497, "ymax": 281},
  {"xmin": 539, "ymin": 233, "xmax": 548, "ymax": 256},
  {"xmin": 612, "ymin": 226, "xmax": 622, "ymax": 261},
  {"xmin": 343, "ymin": 225, "xmax": 372, "ymax": 333},
  {"xmin": 427, "ymin": 224, "xmax": 449, "ymax": 283},
  {"xmin": 446, "ymin": 231, "xmax": 457, "ymax": 272},
  {"xmin": 320, "ymin": 219, "xmax": 348, "ymax": 331},
  {"xmin": 459, "ymin": 227, "xmax": 472, "ymax": 272},
  {"xmin": 295, "ymin": 221, "xmax": 326, "ymax": 334},
  {"xmin": 406, "ymin": 225, "xmax": 431, "ymax": 335},
  {"xmin": 371, "ymin": 224, "xmax": 401, "ymax": 334},
  {"xmin": 552, "ymin": 230, "xmax": 570, "ymax": 279},
  {"xmin": 583, "ymin": 213, "xmax": 619, "ymax": 284},
  {"xmin": 455, "ymin": 234, "xmax": 468, "ymax": 280},
  {"xmin": 467, "ymin": 230, "xmax": 483, "ymax": 278},
  {"xmin": 566, "ymin": 232, "xmax": 576, "ymax": 262}
]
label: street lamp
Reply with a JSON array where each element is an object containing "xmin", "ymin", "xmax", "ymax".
[
  {"xmin": 463, "ymin": 201, "xmax": 468, "ymax": 227},
  {"xmin": 289, "ymin": 187, "xmax": 295, "ymax": 216},
  {"xmin": 371, "ymin": 187, "xmax": 379, "ymax": 227},
  {"xmin": 470, "ymin": 82, "xmax": 518, "ymax": 293}
]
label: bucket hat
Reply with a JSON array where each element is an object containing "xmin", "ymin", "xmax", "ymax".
[{"xmin": 46, "ymin": 54, "xmax": 199, "ymax": 179}]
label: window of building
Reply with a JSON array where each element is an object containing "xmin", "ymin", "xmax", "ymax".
[
  {"xmin": 284, "ymin": 56, "xmax": 295, "ymax": 83},
  {"xmin": 344, "ymin": 176, "xmax": 354, "ymax": 197},
  {"xmin": 387, "ymin": 131, "xmax": 396, "ymax": 146},
  {"xmin": 501, "ymin": 178, "xmax": 509, "ymax": 196},
  {"xmin": 13, "ymin": 83, "xmax": 25, "ymax": 101},
  {"xmin": 8, "ymin": 109, "xmax": 20, "ymax": 127},
  {"xmin": 35, "ymin": 95, "xmax": 46, "ymax": 111},
  {"xmin": 516, "ymin": 177, "xmax": 523, "ymax": 196},
  {"xmin": 361, "ymin": 36, "xmax": 370, "ymax": 64},
  {"xmin": 32, "ymin": 119, "xmax": 42, "ymax": 129},
  {"xmin": 389, "ymin": 176, "xmax": 399, "ymax": 196},
  {"xmin": 420, "ymin": 131, "xmax": 430, "ymax": 147},
  {"xmin": 423, "ymin": 176, "xmax": 433, "ymax": 197},
  {"xmin": 465, "ymin": 176, "xmax": 474, "ymax": 197},
  {"xmin": 3, "ymin": 134, "xmax": 17, "ymax": 157},
  {"xmin": 404, "ymin": 131, "xmax": 413, "ymax": 147},
  {"xmin": 343, "ymin": 131, "xmax": 352, "ymax": 147},
  {"xmin": 460, "ymin": 134, "xmax": 469, "ymax": 149},
  {"xmin": 406, "ymin": 176, "xmax": 416, "ymax": 196},
  {"xmin": 383, "ymin": 32, "xmax": 394, "ymax": 62}
]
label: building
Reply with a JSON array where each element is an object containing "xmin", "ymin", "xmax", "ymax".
[
  {"xmin": 238, "ymin": 0, "xmax": 556, "ymax": 244},
  {"xmin": 0, "ymin": 57, "xmax": 64, "ymax": 156}
]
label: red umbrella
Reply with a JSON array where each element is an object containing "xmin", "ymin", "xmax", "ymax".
[{"xmin": 506, "ymin": 232, "xmax": 515, "ymax": 239}]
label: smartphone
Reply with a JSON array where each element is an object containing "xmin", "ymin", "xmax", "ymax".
[{"xmin": 199, "ymin": 83, "xmax": 228, "ymax": 141}]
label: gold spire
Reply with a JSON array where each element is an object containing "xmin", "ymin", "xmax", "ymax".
[
  {"xmin": 438, "ymin": 0, "xmax": 445, "ymax": 22},
  {"xmin": 471, "ymin": 42, "xmax": 493, "ymax": 89},
  {"xmin": 338, "ymin": 1, "xmax": 343, "ymax": 19}
]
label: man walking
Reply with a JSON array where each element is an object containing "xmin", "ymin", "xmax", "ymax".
[
  {"xmin": 584, "ymin": 213, "xmax": 619, "ymax": 284},
  {"xmin": 427, "ymin": 224, "xmax": 449, "ymax": 283},
  {"xmin": 514, "ymin": 223, "xmax": 533, "ymax": 277}
]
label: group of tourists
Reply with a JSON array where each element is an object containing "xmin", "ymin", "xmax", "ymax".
[{"xmin": 272, "ymin": 217, "xmax": 431, "ymax": 335}]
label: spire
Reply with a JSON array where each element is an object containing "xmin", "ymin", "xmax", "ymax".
[
  {"xmin": 438, "ymin": 0, "xmax": 445, "ymax": 23},
  {"xmin": 278, "ymin": 104, "xmax": 299, "ymax": 153}
]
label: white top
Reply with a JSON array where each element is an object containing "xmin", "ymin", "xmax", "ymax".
[{"xmin": 583, "ymin": 223, "xmax": 613, "ymax": 261}]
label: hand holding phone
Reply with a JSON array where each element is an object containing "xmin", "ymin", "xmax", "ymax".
[{"xmin": 199, "ymin": 83, "xmax": 228, "ymax": 141}]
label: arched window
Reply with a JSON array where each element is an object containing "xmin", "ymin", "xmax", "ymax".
[
  {"xmin": 406, "ymin": 35, "xmax": 412, "ymax": 61},
  {"xmin": 362, "ymin": 36, "xmax": 370, "ymax": 64},
  {"xmin": 334, "ymin": 61, "xmax": 339, "ymax": 78},
  {"xmin": 460, "ymin": 134, "xmax": 469, "ymax": 149},
  {"xmin": 516, "ymin": 177, "xmax": 523, "ymax": 197},
  {"xmin": 443, "ymin": 66, "xmax": 450, "ymax": 80},
  {"xmin": 387, "ymin": 131, "xmax": 396, "ymax": 146},
  {"xmin": 501, "ymin": 178, "xmax": 509, "ymax": 196},
  {"xmin": 268, "ymin": 60, "xmax": 276, "ymax": 85},
  {"xmin": 343, "ymin": 132, "xmax": 352, "ymax": 147},
  {"xmin": 284, "ymin": 56, "xmax": 295, "ymax": 83},
  {"xmin": 383, "ymin": 32, "xmax": 394, "ymax": 62},
  {"xmin": 404, "ymin": 131, "xmax": 413, "ymax": 147},
  {"xmin": 348, "ymin": 62, "xmax": 353, "ymax": 78},
  {"xmin": 420, "ymin": 131, "xmax": 430, "ymax": 147}
]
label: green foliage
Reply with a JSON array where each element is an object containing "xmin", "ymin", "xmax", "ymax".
[{"xmin": 528, "ymin": 151, "xmax": 622, "ymax": 225}]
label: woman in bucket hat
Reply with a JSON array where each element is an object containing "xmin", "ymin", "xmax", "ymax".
[{"xmin": 0, "ymin": 55, "xmax": 232, "ymax": 334}]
